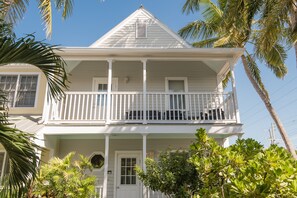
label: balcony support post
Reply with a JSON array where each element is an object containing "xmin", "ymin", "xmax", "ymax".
[
  {"xmin": 142, "ymin": 134, "xmax": 148, "ymax": 198},
  {"xmin": 41, "ymin": 83, "xmax": 50, "ymax": 123},
  {"xmin": 229, "ymin": 60, "xmax": 241, "ymax": 123},
  {"xmin": 142, "ymin": 59, "xmax": 147, "ymax": 124},
  {"xmin": 106, "ymin": 59, "xmax": 113, "ymax": 124},
  {"xmin": 102, "ymin": 134, "xmax": 110, "ymax": 198}
]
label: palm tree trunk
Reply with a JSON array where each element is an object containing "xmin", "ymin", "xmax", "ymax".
[
  {"xmin": 241, "ymin": 55, "xmax": 297, "ymax": 159},
  {"xmin": 290, "ymin": 4, "xmax": 297, "ymax": 68}
]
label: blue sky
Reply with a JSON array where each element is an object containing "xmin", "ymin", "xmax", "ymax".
[{"xmin": 13, "ymin": 0, "xmax": 297, "ymax": 147}]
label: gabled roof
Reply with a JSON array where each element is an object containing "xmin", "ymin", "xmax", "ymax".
[{"xmin": 90, "ymin": 6, "xmax": 191, "ymax": 48}]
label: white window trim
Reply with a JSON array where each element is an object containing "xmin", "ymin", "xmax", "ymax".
[
  {"xmin": 89, "ymin": 151, "xmax": 105, "ymax": 171},
  {"xmin": 0, "ymin": 72, "xmax": 40, "ymax": 108},
  {"xmin": 92, "ymin": 77, "xmax": 118, "ymax": 92},
  {"xmin": 165, "ymin": 77, "xmax": 189, "ymax": 111},
  {"xmin": 165, "ymin": 77, "xmax": 188, "ymax": 93},
  {"xmin": 135, "ymin": 21, "xmax": 147, "ymax": 38}
]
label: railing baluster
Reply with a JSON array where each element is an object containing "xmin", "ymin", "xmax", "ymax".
[
  {"xmin": 67, "ymin": 94, "xmax": 72, "ymax": 120},
  {"xmin": 90, "ymin": 94, "xmax": 93, "ymax": 120},
  {"xmin": 81, "ymin": 95, "xmax": 85, "ymax": 120},
  {"xmin": 119, "ymin": 94, "xmax": 122, "ymax": 120},
  {"xmin": 85, "ymin": 94, "xmax": 89, "ymax": 120},
  {"xmin": 59, "ymin": 97, "xmax": 64, "ymax": 120},
  {"xmin": 123, "ymin": 94, "xmax": 126, "ymax": 120},
  {"xmin": 111, "ymin": 94, "xmax": 114, "ymax": 120},
  {"xmin": 77, "ymin": 94, "xmax": 81, "ymax": 120},
  {"xmin": 103, "ymin": 94, "xmax": 106, "ymax": 120}
]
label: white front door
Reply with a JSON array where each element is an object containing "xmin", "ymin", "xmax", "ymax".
[{"xmin": 116, "ymin": 152, "xmax": 141, "ymax": 198}]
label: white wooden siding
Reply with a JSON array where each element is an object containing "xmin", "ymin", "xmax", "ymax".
[
  {"xmin": 57, "ymin": 138, "xmax": 196, "ymax": 198},
  {"xmin": 97, "ymin": 12, "xmax": 186, "ymax": 48},
  {"xmin": 69, "ymin": 60, "xmax": 218, "ymax": 92}
]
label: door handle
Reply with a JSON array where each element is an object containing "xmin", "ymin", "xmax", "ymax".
[{"xmin": 116, "ymin": 186, "xmax": 120, "ymax": 189}]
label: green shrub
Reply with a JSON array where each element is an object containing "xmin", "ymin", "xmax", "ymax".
[{"xmin": 30, "ymin": 152, "xmax": 96, "ymax": 198}]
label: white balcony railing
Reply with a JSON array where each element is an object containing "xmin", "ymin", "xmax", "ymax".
[
  {"xmin": 94, "ymin": 185, "xmax": 103, "ymax": 198},
  {"xmin": 46, "ymin": 91, "xmax": 237, "ymax": 124}
]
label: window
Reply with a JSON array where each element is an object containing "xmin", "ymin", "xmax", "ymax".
[
  {"xmin": 92, "ymin": 77, "xmax": 118, "ymax": 106},
  {"xmin": 90, "ymin": 153, "xmax": 104, "ymax": 170},
  {"xmin": 0, "ymin": 74, "xmax": 38, "ymax": 107},
  {"xmin": 120, "ymin": 157, "xmax": 137, "ymax": 185},
  {"xmin": 136, "ymin": 22, "xmax": 147, "ymax": 38}
]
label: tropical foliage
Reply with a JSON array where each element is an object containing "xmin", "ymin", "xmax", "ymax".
[
  {"xmin": 138, "ymin": 128, "xmax": 297, "ymax": 197},
  {"xmin": 137, "ymin": 150, "xmax": 201, "ymax": 198},
  {"xmin": 0, "ymin": 0, "xmax": 74, "ymax": 37},
  {"xmin": 0, "ymin": 6, "xmax": 68, "ymax": 197},
  {"xmin": 29, "ymin": 152, "xmax": 97, "ymax": 198},
  {"xmin": 180, "ymin": 0, "xmax": 297, "ymax": 159}
]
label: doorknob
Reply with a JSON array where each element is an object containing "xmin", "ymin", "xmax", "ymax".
[{"xmin": 116, "ymin": 186, "xmax": 120, "ymax": 189}]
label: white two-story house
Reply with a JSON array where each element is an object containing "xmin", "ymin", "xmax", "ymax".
[{"xmin": 0, "ymin": 6, "xmax": 244, "ymax": 198}]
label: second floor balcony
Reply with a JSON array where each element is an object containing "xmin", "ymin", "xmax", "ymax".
[{"xmin": 44, "ymin": 91, "xmax": 238, "ymax": 124}]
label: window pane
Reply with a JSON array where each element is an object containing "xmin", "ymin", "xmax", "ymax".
[
  {"xmin": 168, "ymin": 80, "xmax": 185, "ymax": 92},
  {"xmin": 15, "ymin": 75, "xmax": 38, "ymax": 107},
  {"xmin": 0, "ymin": 75, "xmax": 17, "ymax": 107}
]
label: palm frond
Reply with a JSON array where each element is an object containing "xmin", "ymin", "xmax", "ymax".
[
  {"xmin": 0, "ymin": 0, "xmax": 29, "ymax": 25},
  {"xmin": 0, "ymin": 90, "xmax": 8, "ymax": 125},
  {"xmin": 255, "ymin": 0, "xmax": 291, "ymax": 52},
  {"xmin": 222, "ymin": 70, "xmax": 231, "ymax": 89},
  {"xmin": 0, "ymin": 19, "xmax": 14, "ymax": 39},
  {"xmin": 179, "ymin": 20, "xmax": 217, "ymax": 40},
  {"xmin": 213, "ymin": 35, "xmax": 232, "ymax": 47},
  {"xmin": 182, "ymin": 0, "xmax": 203, "ymax": 14},
  {"xmin": 255, "ymin": 42, "xmax": 288, "ymax": 78},
  {"xmin": 55, "ymin": 0, "xmax": 73, "ymax": 19},
  {"xmin": 38, "ymin": 0, "xmax": 52, "ymax": 38},
  {"xmin": 0, "ymin": 35, "xmax": 68, "ymax": 100},
  {"xmin": 0, "ymin": 125, "xmax": 41, "ymax": 198},
  {"xmin": 192, "ymin": 37, "xmax": 219, "ymax": 47}
]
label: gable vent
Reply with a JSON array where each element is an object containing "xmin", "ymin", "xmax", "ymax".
[{"xmin": 136, "ymin": 21, "xmax": 147, "ymax": 38}]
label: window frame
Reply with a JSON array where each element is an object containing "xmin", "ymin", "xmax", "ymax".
[
  {"xmin": 135, "ymin": 21, "xmax": 147, "ymax": 39},
  {"xmin": 89, "ymin": 151, "xmax": 105, "ymax": 171},
  {"xmin": 92, "ymin": 77, "xmax": 118, "ymax": 92},
  {"xmin": 0, "ymin": 72, "xmax": 40, "ymax": 108}
]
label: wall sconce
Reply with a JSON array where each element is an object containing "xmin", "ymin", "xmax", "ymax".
[{"xmin": 124, "ymin": 76, "xmax": 129, "ymax": 83}]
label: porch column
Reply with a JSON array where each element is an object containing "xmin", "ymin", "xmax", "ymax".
[
  {"xmin": 41, "ymin": 84, "xmax": 49, "ymax": 123},
  {"xmin": 229, "ymin": 60, "xmax": 241, "ymax": 123},
  {"xmin": 102, "ymin": 134, "xmax": 110, "ymax": 198},
  {"xmin": 222, "ymin": 137, "xmax": 229, "ymax": 148},
  {"xmin": 142, "ymin": 59, "xmax": 147, "ymax": 124},
  {"xmin": 106, "ymin": 59, "xmax": 113, "ymax": 124},
  {"xmin": 142, "ymin": 134, "xmax": 148, "ymax": 198}
]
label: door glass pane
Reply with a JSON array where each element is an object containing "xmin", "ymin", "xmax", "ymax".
[
  {"xmin": 120, "ymin": 157, "xmax": 137, "ymax": 185},
  {"xmin": 97, "ymin": 83, "xmax": 107, "ymax": 106},
  {"xmin": 168, "ymin": 80, "xmax": 184, "ymax": 92},
  {"xmin": 168, "ymin": 80, "xmax": 185, "ymax": 109}
]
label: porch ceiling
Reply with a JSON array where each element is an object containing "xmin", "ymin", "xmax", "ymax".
[
  {"xmin": 60, "ymin": 47, "xmax": 244, "ymax": 76},
  {"xmin": 56, "ymin": 47, "xmax": 244, "ymax": 61}
]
